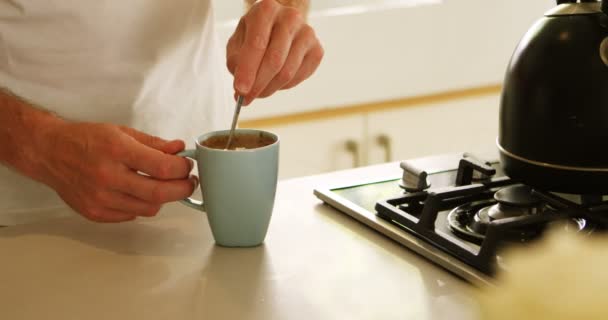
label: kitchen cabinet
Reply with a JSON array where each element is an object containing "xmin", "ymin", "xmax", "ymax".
[
  {"xmin": 366, "ymin": 94, "xmax": 500, "ymax": 165},
  {"xmin": 256, "ymin": 115, "xmax": 366, "ymax": 179},
  {"xmin": 248, "ymin": 92, "xmax": 500, "ymax": 179}
]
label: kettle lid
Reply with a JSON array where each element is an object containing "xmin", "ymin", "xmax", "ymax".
[{"xmin": 546, "ymin": 1, "xmax": 602, "ymax": 16}]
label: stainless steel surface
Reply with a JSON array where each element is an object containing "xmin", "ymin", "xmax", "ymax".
[
  {"xmin": 545, "ymin": 2, "xmax": 601, "ymax": 16},
  {"xmin": 498, "ymin": 139, "xmax": 608, "ymax": 172},
  {"xmin": 313, "ymin": 189, "xmax": 491, "ymax": 285},
  {"xmin": 225, "ymin": 95, "xmax": 244, "ymax": 150},
  {"xmin": 313, "ymin": 153, "xmax": 493, "ymax": 285}
]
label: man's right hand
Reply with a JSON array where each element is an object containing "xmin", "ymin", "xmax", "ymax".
[{"xmin": 33, "ymin": 122, "xmax": 197, "ymax": 223}]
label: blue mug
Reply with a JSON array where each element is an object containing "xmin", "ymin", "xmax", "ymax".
[{"xmin": 179, "ymin": 129, "xmax": 279, "ymax": 247}]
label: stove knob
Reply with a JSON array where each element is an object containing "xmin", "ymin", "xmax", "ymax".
[{"xmin": 399, "ymin": 161, "xmax": 431, "ymax": 192}]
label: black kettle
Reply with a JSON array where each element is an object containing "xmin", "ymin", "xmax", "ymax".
[{"xmin": 499, "ymin": 0, "xmax": 608, "ymax": 194}]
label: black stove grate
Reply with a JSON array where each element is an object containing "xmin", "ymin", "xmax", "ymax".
[{"xmin": 375, "ymin": 157, "xmax": 608, "ymax": 276}]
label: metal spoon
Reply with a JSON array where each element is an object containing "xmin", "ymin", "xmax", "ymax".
[{"xmin": 225, "ymin": 95, "xmax": 244, "ymax": 150}]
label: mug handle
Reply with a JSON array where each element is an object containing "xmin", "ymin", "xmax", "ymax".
[{"xmin": 178, "ymin": 149, "xmax": 205, "ymax": 212}]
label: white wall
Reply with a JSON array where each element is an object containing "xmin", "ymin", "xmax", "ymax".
[
  {"xmin": 214, "ymin": 0, "xmax": 443, "ymax": 21},
  {"xmin": 213, "ymin": 0, "xmax": 554, "ymax": 120}
]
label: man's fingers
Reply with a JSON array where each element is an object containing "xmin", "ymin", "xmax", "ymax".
[
  {"xmin": 257, "ymin": 27, "xmax": 311, "ymax": 98},
  {"xmin": 105, "ymin": 191, "xmax": 162, "ymax": 217},
  {"xmin": 120, "ymin": 126, "xmax": 168, "ymax": 150},
  {"xmin": 85, "ymin": 208, "xmax": 137, "ymax": 223},
  {"xmin": 227, "ymin": 52, "xmax": 238, "ymax": 76},
  {"xmin": 161, "ymin": 140, "xmax": 186, "ymax": 155},
  {"xmin": 281, "ymin": 44, "xmax": 324, "ymax": 90},
  {"xmin": 121, "ymin": 138, "xmax": 191, "ymax": 180},
  {"xmin": 226, "ymin": 19, "xmax": 246, "ymax": 75},
  {"xmin": 246, "ymin": 22, "xmax": 294, "ymax": 102},
  {"xmin": 119, "ymin": 126, "xmax": 185, "ymax": 154},
  {"xmin": 233, "ymin": 0, "xmax": 279, "ymax": 95},
  {"xmin": 120, "ymin": 173, "xmax": 198, "ymax": 204}
]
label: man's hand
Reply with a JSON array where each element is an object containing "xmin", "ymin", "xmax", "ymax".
[
  {"xmin": 227, "ymin": 0, "xmax": 323, "ymax": 105},
  {"xmin": 35, "ymin": 122, "xmax": 197, "ymax": 223}
]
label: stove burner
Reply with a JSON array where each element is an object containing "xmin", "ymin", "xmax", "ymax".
[
  {"xmin": 447, "ymin": 200, "xmax": 496, "ymax": 243},
  {"xmin": 447, "ymin": 185, "xmax": 590, "ymax": 244},
  {"xmin": 471, "ymin": 185, "xmax": 546, "ymax": 235},
  {"xmin": 494, "ymin": 184, "xmax": 541, "ymax": 208}
]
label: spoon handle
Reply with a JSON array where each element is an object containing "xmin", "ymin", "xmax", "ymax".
[{"xmin": 225, "ymin": 95, "xmax": 244, "ymax": 150}]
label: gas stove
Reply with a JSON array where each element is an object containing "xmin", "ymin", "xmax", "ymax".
[{"xmin": 314, "ymin": 153, "xmax": 608, "ymax": 285}]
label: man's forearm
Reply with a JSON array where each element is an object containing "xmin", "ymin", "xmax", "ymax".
[
  {"xmin": 0, "ymin": 90, "xmax": 64, "ymax": 179},
  {"xmin": 246, "ymin": 0, "xmax": 310, "ymax": 14}
]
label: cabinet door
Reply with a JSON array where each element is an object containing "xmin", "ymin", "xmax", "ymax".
[
  {"xmin": 367, "ymin": 94, "xmax": 500, "ymax": 164},
  {"xmin": 246, "ymin": 115, "xmax": 366, "ymax": 179}
]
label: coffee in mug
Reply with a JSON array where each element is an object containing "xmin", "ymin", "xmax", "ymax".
[{"xmin": 201, "ymin": 132, "xmax": 275, "ymax": 150}]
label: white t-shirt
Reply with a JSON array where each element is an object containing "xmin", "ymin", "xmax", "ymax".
[{"xmin": 0, "ymin": 0, "xmax": 231, "ymax": 224}]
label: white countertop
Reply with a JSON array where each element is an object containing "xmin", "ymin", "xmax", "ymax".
[{"xmin": 0, "ymin": 164, "xmax": 479, "ymax": 320}]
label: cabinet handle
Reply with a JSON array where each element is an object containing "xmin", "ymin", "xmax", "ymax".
[
  {"xmin": 376, "ymin": 134, "xmax": 392, "ymax": 163},
  {"xmin": 345, "ymin": 140, "xmax": 361, "ymax": 167}
]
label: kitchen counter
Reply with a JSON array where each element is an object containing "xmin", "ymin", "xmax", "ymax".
[{"xmin": 0, "ymin": 163, "xmax": 479, "ymax": 320}]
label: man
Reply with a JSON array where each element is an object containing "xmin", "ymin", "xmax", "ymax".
[{"xmin": 0, "ymin": 0, "xmax": 323, "ymax": 224}]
